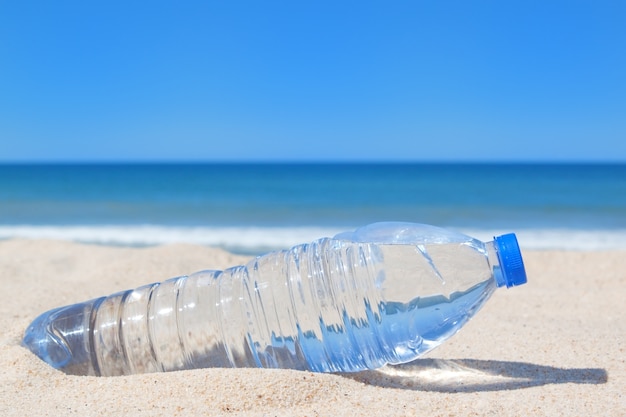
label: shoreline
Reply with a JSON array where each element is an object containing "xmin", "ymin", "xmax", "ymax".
[
  {"xmin": 1, "ymin": 239, "xmax": 624, "ymax": 416},
  {"xmin": 3, "ymin": 225, "xmax": 626, "ymax": 253}
]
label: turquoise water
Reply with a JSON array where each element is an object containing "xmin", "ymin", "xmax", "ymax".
[{"xmin": 1, "ymin": 163, "xmax": 625, "ymax": 251}]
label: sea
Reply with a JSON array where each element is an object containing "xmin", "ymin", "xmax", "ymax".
[{"xmin": 1, "ymin": 163, "xmax": 625, "ymax": 253}]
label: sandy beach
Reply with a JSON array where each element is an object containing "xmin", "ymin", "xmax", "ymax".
[{"xmin": 1, "ymin": 239, "xmax": 624, "ymax": 416}]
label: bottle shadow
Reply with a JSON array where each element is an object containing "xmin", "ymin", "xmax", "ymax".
[{"xmin": 343, "ymin": 358, "xmax": 608, "ymax": 393}]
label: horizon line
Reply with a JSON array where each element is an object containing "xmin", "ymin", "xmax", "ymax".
[{"xmin": 0, "ymin": 159, "xmax": 625, "ymax": 165}]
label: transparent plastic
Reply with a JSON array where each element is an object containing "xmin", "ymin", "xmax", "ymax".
[{"xmin": 23, "ymin": 222, "xmax": 527, "ymax": 376}]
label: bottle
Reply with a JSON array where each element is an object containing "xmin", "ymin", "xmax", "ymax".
[{"xmin": 23, "ymin": 222, "xmax": 527, "ymax": 376}]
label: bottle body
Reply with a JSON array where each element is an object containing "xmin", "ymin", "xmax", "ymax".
[{"xmin": 23, "ymin": 222, "xmax": 526, "ymax": 376}]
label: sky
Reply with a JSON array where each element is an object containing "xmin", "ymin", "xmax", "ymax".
[{"xmin": 1, "ymin": 1, "xmax": 625, "ymax": 162}]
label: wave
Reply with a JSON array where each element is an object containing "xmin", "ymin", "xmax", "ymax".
[
  {"xmin": 0, "ymin": 224, "xmax": 345, "ymax": 254},
  {"xmin": 1, "ymin": 224, "xmax": 626, "ymax": 253},
  {"xmin": 462, "ymin": 228, "xmax": 626, "ymax": 251}
]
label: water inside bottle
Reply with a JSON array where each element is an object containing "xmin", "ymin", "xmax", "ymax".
[{"xmin": 253, "ymin": 240, "xmax": 498, "ymax": 372}]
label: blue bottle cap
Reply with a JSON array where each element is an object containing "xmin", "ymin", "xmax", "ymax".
[{"xmin": 494, "ymin": 233, "xmax": 527, "ymax": 288}]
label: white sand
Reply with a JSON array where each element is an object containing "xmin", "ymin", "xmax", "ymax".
[{"xmin": 1, "ymin": 239, "xmax": 624, "ymax": 416}]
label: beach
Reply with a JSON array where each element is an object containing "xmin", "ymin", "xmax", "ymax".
[{"xmin": 0, "ymin": 239, "xmax": 624, "ymax": 416}]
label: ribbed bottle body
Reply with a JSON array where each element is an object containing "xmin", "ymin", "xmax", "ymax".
[{"xmin": 88, "ymin": 238, "xmax": 388, "ymax": 375}]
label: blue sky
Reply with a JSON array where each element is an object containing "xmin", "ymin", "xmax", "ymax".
[{"xmin": 1, "ymin": 1, "xmax": 625, "ymax": 162}]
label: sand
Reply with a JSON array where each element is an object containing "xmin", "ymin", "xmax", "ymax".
[{"xmin": 0, "ymin": 239, "xmax": 624, "ymax": 416}]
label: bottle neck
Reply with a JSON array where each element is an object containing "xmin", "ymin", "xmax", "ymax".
[{"xmin": 486, "ymin": 242, "xmax": 507, "ymax": 288}]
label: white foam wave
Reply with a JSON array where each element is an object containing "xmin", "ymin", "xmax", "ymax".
[
  {"xmin": 0, "ymin": 225, "xmax": 346, "ymax": 253},
  {"xmin": 1, "ymin": 224, "xmax": 625, "ymax": 252},
  {"xmin": 460, "ymin": 228, "xmax": 626, "ymax": 251}
]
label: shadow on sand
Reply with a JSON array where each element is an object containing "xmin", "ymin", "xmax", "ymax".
[{"xmin": 344, "ymin": 358, "xmax": 608, "ymax": 393}]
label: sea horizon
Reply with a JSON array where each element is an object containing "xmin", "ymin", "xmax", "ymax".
[{"xmin": 1, "ymin": 162, "xmax": 624, "ymax": 253}]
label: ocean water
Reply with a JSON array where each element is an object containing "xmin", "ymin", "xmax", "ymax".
[{"xmin": 1, "ymin": 163, "xmax": 625, "ymax": 253}]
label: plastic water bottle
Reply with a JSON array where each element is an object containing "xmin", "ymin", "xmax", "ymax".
[{"xmin": 23, "ymin": 222, "xmax": 527, "ymax": 376}]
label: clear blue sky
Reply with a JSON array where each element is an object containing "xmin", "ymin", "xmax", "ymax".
[{"xmin": 1, "ymin": 1, "xmax": 625, "ymax": 162}]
